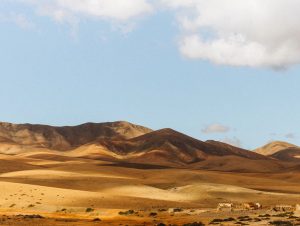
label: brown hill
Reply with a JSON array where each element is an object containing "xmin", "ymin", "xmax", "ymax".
[
  {"xmin": 86, "ymin": 128, "xmax": 269, "ymax": 167},
  {"xmin": 0, "ymin": 121, "xmax": 152, "ymax": 151},
  {"xmin": 270, "ymin": 147, "xmax": 300, "ymax": 162},
  {"xmin": 0, "ymin": 121, "xmax": 281, "ymax": 171},
  {"xmin": 255, "ymin": 141, "xmax": 298, "ymax": 156},
  {"xmin": 191, "ymin": 155, "xmax": 285, "ymax": 173}
]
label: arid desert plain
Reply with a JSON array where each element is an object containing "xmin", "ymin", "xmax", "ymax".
[{"xmin": 1, "ymin": 121, "xmax": 300, "ymax": 225}]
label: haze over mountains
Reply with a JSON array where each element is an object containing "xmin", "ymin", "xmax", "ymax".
[{"xmin": 0, "ymin": 121, "xmax": 299, "ymax": 172}]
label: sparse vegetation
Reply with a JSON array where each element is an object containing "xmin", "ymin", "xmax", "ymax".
[
  {"xmin": 86, "ymin": 207, "xmax": 94, "ymax": 213},
  {"xmin": 258, "ymin": 214, "xmax": 271, "ymax": 217},
  {"xmin": 269, "ymin": 220, "xmax": 293, "ymax": 226},
  {"xmin": 23, "ymin": 215, "xmax": 44, "ymax": 219},
  {"xmin": 156, "ymin": 223, "xmax": 166, "ymax": 226},
  {"xmin": 149, "ymin": 212, "xmax": 157, "ymax": 217},
  {"xmin": 158, "ymin": 208, "xmax": 167, "ymax": 212},
  {"xmin": 210, "ymin": 217, "xmax": 235, "ymax": 224},
  {"xmin": 173, "ymin": 208, "xmax": 183, "ymax": 212},
  {"xmin": 273, "ymin": 212, "xmax": 294, "ymax": 217},
  {"xmin": 237, "ymin": 216, "xmax": 252, "ymax": 221},
  {"xmin": 92, "ymin": 218, "xmax": 101, "ymax": 222},
  {"xmin": 183, "ymin": 222, "xmax": 205, "ymax": 226},
  {"xmin": 118, "ymin": 210, "xmax": 135, "ymax": 216}
]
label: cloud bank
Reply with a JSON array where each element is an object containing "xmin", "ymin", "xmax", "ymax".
[
  {"xmin": 12, "ymin": 0, "xmax": 300, "ymax": 68},
  {"xmin": 163, "ymin": 0, "xmax": 300, "ymax": 68}
]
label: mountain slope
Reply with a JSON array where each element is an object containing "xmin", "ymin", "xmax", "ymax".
[
  {"xmin": 0, "ymin": 121, "xmax": 152, "ymax": 151},
  {"xmin": 255, "ymin": 141, "xmax": 298, "ymax": 156},
  {"xmin": 270, "ymin": 147, "xmax": 300, "ymax": 162},
  {"xmin": 0, "ymin": 121, "xmax": 282, "ymax": 172},
  {"xmin": 88, "ymin": 128, "xmax": 269, "ymax": 167}
]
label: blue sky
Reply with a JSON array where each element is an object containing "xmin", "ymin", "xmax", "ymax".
[{"xmin": 1, "ymin": 0, "xmax": 300, "ymax": 149}]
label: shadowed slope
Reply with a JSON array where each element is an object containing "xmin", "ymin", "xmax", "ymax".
[
  {"xmin": 270, "ymin": 147, "xmax": 300, "ymax": 162},
  {"xmin": 89, "ymin": 128, "xmax": 269, "ymax": 167}
]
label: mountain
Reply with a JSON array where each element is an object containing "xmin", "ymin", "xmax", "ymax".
[
  {"xmin": 80, "ymin": 128, "xmax": 269, "ymax": 167},
  {"xmin": 255, "ymin": 141, "xmax": 298, "ymax": 156},
  {"xmin": 0, "ymin": 121, "xmax": 152, "ymax": 151},
  {"xmin": 254, "ymin": 141, "xmax": 300, "ymax": 163},
  {"xmin": 269, "ymin": 147, "xmax": 300, "ymax": 162},
  {"xmin": 0, "ymin": 121, "xmax": 285, "ymax": 171}
]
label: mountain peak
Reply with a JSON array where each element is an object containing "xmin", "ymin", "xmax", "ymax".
[{"xmin": 255, "ymin": 141, "xmax": 298, "ymax": 156}]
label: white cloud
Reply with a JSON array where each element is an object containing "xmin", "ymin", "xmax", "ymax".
[
  {"xmin": 0, "ymin": 12, "xmax": 34, "ymax": 30},
  {"xmin": 21, "ymin": 0, "xmax": 153, "ymax": 30},
  {"xmin": 202, "ymin": 123, "xmax": 230, "ymax": 134},
  {"xmin": 221, "ymin": 137, "xmax": 242, "ymax": 148},
  {"xmin": 162, "ymin": 0, "xmax": 300, "ymax": 68},
  {"xmin": 8, "ymin": 0, "xmax": 300, "ymax": 68}
]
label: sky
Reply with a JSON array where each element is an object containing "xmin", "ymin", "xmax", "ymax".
[{"xmin": 0, "ymin": 0, "xmax": 300, "ymax": 149}]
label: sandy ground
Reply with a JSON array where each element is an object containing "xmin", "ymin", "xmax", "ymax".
[{"xmin": 1, "ymin": 151, "xmax": 300, "ymax": 225}]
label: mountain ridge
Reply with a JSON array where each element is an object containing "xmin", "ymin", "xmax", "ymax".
[
  {"xmin": 0, "ymin": 121, "xmax": 152, "ymax": 151},
  {"xmin": 0, "ymin": 121, "xmax": 298, "ymax": 172}
]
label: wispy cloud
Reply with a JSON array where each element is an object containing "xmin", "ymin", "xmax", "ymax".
[
  {"xmin": 21, "ymin": 0, "xmax": 153, "ymax": 31},
  {"xmin": 285, "ymin": 133, "xmax": 296, "ymax": 139},
  {"xmin": 0, "ymin": 12, "xmax": 34, "ymax": 30},
  {"xmin": 221, "ymin": 137, "xmax": 242, "ymax": 148},
  {"xmin": 202, "ymin": 123, "xmax": 230, "ymax": 134}
]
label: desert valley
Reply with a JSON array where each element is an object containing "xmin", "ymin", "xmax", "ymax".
[{"xmin": 0, "ymin": 121, "xmax": 300, "ymax": 225}]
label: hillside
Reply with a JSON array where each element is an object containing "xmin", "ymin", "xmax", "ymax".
[
  {"xmin": 0, "ymin": 121, "xmax": 152, "ymax": 151},
  {"xmin": 270, "ymin": 147, "xmax": 300, "ymax": 162},
  {"xmin": 255, "ymin": 141, "xmax": 298, "ymax": 156},
  {"xmin": 70, "ymin": 128, "xmax": 268, "ymax": 166},
  {"xmin": 0, "ymin": 121, "xmax": 292, "ymax": 171}
]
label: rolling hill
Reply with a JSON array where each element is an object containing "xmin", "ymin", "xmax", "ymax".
[
  {"xmin": 255, "ymin": 141, "xmax": 298, "ymax": 156},
  {"xmin": 255, "ymin": 141, "xmax": 300, "ymax": 162}
]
